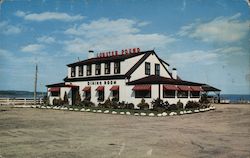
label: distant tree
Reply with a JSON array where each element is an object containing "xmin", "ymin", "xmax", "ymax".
[{"xmin": 63, "ymin": 92, "xmax": 69, "ymax": 105}]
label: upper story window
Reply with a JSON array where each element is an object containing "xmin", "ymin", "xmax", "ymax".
[
  {"xmin": 87, "ymin": 64, "xmax": 92, "ymax": 76},
  {"xmin": 114, "ymin": 62, "xmax": 120, "ymax": 74},
  {"xmin": 95, "ymin": 63, "xmax": 101, "ymax": 75},
  {"xmin": 145, "ymin": 62, "xmax": 150, "ymax": 75},
  {"xmin": 155, "ymin": 64, "xmax": 160, "ymax": 76},
  {"xmin": 71, "ymin": 67, "xmax": 75, "ymax": 77},
  {"xmin": 79, "ymin": 65, "xmax": 83, "ymax": 76},
  {"xmin": 105, "ymin": 62, "xmax": 110, "ymax": 74}
]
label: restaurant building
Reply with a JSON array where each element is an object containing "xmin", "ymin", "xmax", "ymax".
[{"xmin": 46, "ymin": 48, "xmax": 220, "ymax": 108}]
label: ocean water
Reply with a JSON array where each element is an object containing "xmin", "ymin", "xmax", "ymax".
[
  {"xmin": 220, "ymin": 94, "xmax": 250, "ymax": 103},
  {"xmin": 0, "ymin": 91, "xmax": 45, "ymax": 99}
]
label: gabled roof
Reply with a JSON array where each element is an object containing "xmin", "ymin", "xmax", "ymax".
[
  {"xmin": 126, "ymin": 75, "xmax": 203, "ymax": 86},
  {"xmin": 125, "ymin": 50, "xmax": 173, "ymax": 79},
  {"xmin": 67, "ymin": 50, "xmax": 153, "ymax": 67}
]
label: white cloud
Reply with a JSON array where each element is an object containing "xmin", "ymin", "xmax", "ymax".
[
  {"xmin": 0, "ymin": 21, "xmax": 21, "ymax": 35},
  {"xmin": 168, "ymin": 50, "xmax": 218, "ymax": 67},
  {"xmin": 37, "ymin": 36, "xmax": 55, "ymax": 43},
  {"xmin": 178, "ymin": 13, "xmax": 250, "ymax": 43},
  {"xmin": 21, "ymin": 44, "xmax": 44, "ymax": 53},
  {"xmin": 64, "ymin": 18, "xmax": 176, "ymax": 53},
  {"xmin": 15, "ymin": 11, "xmax": 84, "ymax": 22}
]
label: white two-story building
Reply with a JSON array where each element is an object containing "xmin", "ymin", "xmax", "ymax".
[{"xmin": 46, "ymin": 49, "xmax": 220, "ymax": 108}]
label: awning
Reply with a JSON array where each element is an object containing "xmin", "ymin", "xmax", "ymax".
[
  {"xmin": 178, "ymin": 85, "xmax": 192, "ymax": 91},
  {"xmin": 82, "ymin": 86, "xmax": 91, "ymax": 92},
  {"xmin": 163, "ymin": 85, "xmax": 179, "ymax": 91},
  {"xmin": 110, "ymin": 86, "xmax": 119, "ymax": 91},
  {"xmin": 132, "ymin": 85, "xmax": 151, "ymax": 91},
  {"xmin": 96, "ymin": 86, "xmax": 104, "ymax": 91},
  {"xmin": 190, "ymin": 86, "xmax": 203, "ymax": 91},
  {"xmin": 48, "ymin": 87, "xmax": 60, "ymax": 92}
]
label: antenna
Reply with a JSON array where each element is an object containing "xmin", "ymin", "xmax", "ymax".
[{"xmin": 34, "ymin": 64, "xmax": 38, "ymax": 105}]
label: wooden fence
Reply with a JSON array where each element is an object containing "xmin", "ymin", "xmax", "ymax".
[{"xmin": 0, "ymin": 98, "xmax": 43, "ymax": 105}]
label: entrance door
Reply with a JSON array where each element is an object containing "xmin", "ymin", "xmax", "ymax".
[{"xmin": 71, "ymin": 87, "xmax": 79, "ymax": 105}]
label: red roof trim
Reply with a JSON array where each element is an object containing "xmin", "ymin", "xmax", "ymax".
[
  {"xmin": 190, "ymin": 86, "xmax": 203, "ymax": 91},
  {"xmin": 82, "ymin": 86, "xmax": 91, "ymax": 92},
  {"xmin": 178, "ymin": 85, "xmax": 192, "ymax": 91},
  {"xmin": 163, "ymin": 85, "xmax": 178, "ymax": 91},
  {"xmin": 96, "ymin": 86, "xmax": 104, "ymax": 91},
  {"xmin": 110, "ymin": 86, "xmax": 119, "ymax": 91},
  {"xmin": 132, "ymin": 85, "xmax": 151, "ymax": 91},
  {"xmin": 48, "ymin": 87, "xmax": 60, "ymax": 92}
]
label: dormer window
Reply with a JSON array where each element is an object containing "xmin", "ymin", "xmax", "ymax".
[
  {"xmin": 155, "ymin": 64, "xmax": 160, "ymax": 76},
  {"xmin": 114, "ymin": 62, "xmax": 120, "ymax": 74},
  {"xmin": 105, "ymin": 62, "xmax": 110, "ymax": 74},
  {"xmin": 87, "ymin": 64, "xmax": 92, "ymax": 76},
  {"xmin": 95, "ymin": 63, "xmax": 101, "ymax": 75},
  {"xmin": 71, "ymin": 67, "xmax": 75, "ymax": 77},
  {"xmin": 145, "ymin": 62, "xmax": 150, "ymax": 75},
  {"xmin": 79, "ymin": 65, "xmax": 83, "ymax": 76}
]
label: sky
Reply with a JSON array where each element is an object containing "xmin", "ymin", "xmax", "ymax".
[{"xmin": 0, "ymin": 0, "xmax": 249, "ymax": 94}]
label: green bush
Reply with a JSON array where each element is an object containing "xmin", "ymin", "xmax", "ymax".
[
  {"xmin": 137, "ymin": 99, "xmax": 149, "ymax": 110},
  {"xmin": 63, "ymin": 92, "xmax": 69, "ymax": 105},
  {"xmin": 185, "ymin": 101, "xmax": 201, "ymax": 109},
  {"xmin": 75, "ymin": 90, "xmax": 81, "ymax": 105},
  {"xmin": 52, "ymin": 98, "xmax": 63, "ymax": 106},
  {"xmin": 99, "ymin": 98, "xmax": 118, "ymax": 109},
  {"xmin": 152, "ymin": 98, "xmax": 169, "ymax": 112},
  {"xmin": 176, "ymin": 100, "xmax": 184, "ymax": 109},
  {"xmin": 168, "ymin": 104, "xmax": 178, "ymax": 111},
  {"xmin": 79, "ymin": 100, "xmax": 95, "ymax": 107},
  {"xmin": 199, "ymin": 94, "xmax": 210, "ymax": 108},
  {"xmin": 42, "ymin": 95, "xmax": 49, "ymax": 106}
]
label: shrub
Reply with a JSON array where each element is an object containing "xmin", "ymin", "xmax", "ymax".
[
  {"xmin": 199, "ymin": 94, "xmax": 210, "ymax": 108},
  {"xmin": 176, "ymin": 100, "xmax": 184, "ymax": 109},
  {"xmin": 168, "ymin": 104, "xmax": 178, "ymax": 111},
  {"xmin": 52, "ymin": 98, "xmax": 63, "ymax": 106},
  {"xmin": 42, "ymin": 95, "xmax": 49, "ymax": 106},
  {"xmin": 185, "ymin": 101, "xmax": 201, "ymax": 109},
  {"xmin": 125, "ymin": 103, "xmax": 135, "ymax": 109},
  {"xmin": 137, "ymin": 99, "xmax": 149, "ymax": 110},
  {"xmin": 152, "ymin": 98, "xmax": 169, "ymax": 112},
  {"xmin": 75, "ymin": 90, "xmax": 81, "ymax": 105},
  {"xmin": 99, "ymin": 98, "xmax": 118, "ymax": 109},
  {"xmin": 79, "ymin": 100, "xmax": 95, "ymax": 107},
  {"xmin": 63, "ymin": 92, "xmax": 69, "ymax": 105}
]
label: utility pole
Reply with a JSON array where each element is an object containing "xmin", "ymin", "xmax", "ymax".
[{"xmin": 34, "ymin": 64, "xmax": 38, "ymax": 105}]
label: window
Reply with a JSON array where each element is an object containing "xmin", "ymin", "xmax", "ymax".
[
  {"xmin": 145, "ymin": 62, "xmax": 150, "ymax": 75},
  {"xmin": 177, "ymin": 91, "xmax": 188, "ymax": 98},
  {"xmin": 51, "ymin": 91, "xmax": 60, "ymax": 97},
  {"xmin": 155, "ymin": 64, "xmax": 160, "ymax": 76},
  {"xmin": 190, "ymin": 91, "xmax": 200, "ymax": 98},
  {"xmin": 87, "ymin": 64, "xmax": 92, "ymax": 76},
  {"xmin": 135, "ymin": 91, "xmax": 151, "ymax": 98},
  {"xmin": 105, "ymin": 62, "xmax": 110, "ymax": 74},
  {"xmin": 163, "ymin": 90, "xmax": 175, "ymax": 98},
  {"xmin": 112, "ymin": 90, "xmax": 119, "ymax": 101},
  {"xmin": 98, "ymin": 91, "xmax": 104, "ymax": 102},
  {"xmin": 85, "ymin": 91, "xmax": 91, "ymax": 101},
  {"xmin": 71, "ymin": 67, "xmax": 75, "ymax": 77},
  {"xmin": 114, "ymin": 62, "xmax": 120, "ymax": 74},
  {"xmin": 79, "ymin": 65, "xmax": 83, "ymax": 76},
  {"xmin": 95, "ymin": 64, "xmax": 101, "ymax": 75}
]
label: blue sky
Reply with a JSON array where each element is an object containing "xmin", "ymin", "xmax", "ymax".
[{"xmin": 0, "ymin": 0, "xmax": 249, "ymax": 94}]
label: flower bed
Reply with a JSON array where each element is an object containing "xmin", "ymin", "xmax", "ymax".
[{"xmin": 36, "ymin": 104, "xmax": 216, "ymax": 117}]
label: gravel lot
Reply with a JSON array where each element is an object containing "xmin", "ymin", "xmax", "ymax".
[{"xmin": 0, "ymin": 104, "xmax": 250, "ymax": 158}]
